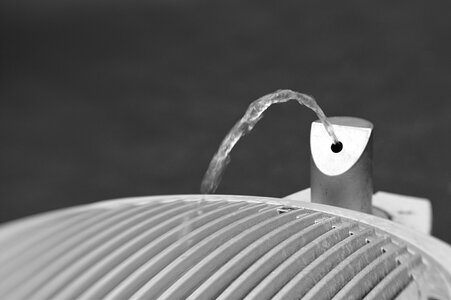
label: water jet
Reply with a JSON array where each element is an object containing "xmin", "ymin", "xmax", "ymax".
[{"xmin": 0, "ymin": 91, "xmax": 449, "ymax": 299}]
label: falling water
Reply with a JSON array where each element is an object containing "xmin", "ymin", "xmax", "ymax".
[{"xmin": 200, "ymin": 89, "xmax": 339, "ymax": 194}]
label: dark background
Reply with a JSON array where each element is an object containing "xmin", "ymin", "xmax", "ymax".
[{"xmin": 1, "ymin": 1, "xmax": 450, "ymax": 243}]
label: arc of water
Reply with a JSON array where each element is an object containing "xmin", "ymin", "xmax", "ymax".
[{"xmin": 200, "ymin": 89, "xmax": 338, "ymax": 194}]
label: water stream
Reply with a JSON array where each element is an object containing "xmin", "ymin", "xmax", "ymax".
[{"xmin": 200, "ymin": 89, "xmax": 339, "ymax": 194}]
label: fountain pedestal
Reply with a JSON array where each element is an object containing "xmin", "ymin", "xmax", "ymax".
[
  {"xmin": 310, "ymin": 117, "xmax": 373, "ymax": 213},
  {"xmin": 289, "ymin": 116, "xmax": 432, "ymax": 234}
]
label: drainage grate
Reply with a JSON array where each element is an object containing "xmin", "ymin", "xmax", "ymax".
[{"xmin": 0, "ymin": 195, "xmax": 449, "ymax": 300}]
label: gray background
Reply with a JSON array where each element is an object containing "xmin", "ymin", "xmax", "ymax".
[{"xmin": 1, "ymin": 0, "xmax": 450, "ymax": 243}]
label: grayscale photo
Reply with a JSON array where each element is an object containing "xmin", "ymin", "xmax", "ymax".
[{"xmin": 1, "ymin": 0, "xmax": 450, "ymax": 299}]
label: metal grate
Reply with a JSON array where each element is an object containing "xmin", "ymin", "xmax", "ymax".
[{"xmin": 0, "ymin": 195, "xmax": 449, "ymax": 300}]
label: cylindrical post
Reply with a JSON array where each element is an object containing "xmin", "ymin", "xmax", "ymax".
[{"xmin": 310, "ymin": 117, "xmax": 373, "ymax": 213}]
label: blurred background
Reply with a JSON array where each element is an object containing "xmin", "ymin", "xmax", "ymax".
[{"xmin": 0, "ymin": 0, "xmax": 450, "ymax": 242}]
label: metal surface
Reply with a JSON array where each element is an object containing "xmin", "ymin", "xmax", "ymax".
[
  {"xmin": 0, "ymin": 194, "xmax": 450, "ymax": 300},
  {"xmin": 285, "ymin": 189, "xmax": 433, "ymax": 234},
  {"xmin": 311, "ymin": 117, "xmax": 374, "ymax": 213}
]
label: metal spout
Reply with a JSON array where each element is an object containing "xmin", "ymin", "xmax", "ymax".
[{"xmin": 310, "ymin": 117, "xmax": 373, "ymax": 213}]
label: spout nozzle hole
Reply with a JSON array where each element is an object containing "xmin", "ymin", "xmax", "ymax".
[{"xmin": 331, "ymin": 141, "xmax": 343, "ymax": 153}]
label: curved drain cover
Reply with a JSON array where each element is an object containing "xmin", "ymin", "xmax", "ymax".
[{"xmin": 0, "ymin": 195, "xmax": 450, "ymax": 300}]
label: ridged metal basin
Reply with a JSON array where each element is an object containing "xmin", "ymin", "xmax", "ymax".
[{"xmin": 0, "ymin": 195, "xmax": 450, "ymax": 300}]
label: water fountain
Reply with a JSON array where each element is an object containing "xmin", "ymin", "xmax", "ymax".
[
  {"xmin": 200, "ymin": 89, "xmax": 339, "ymax": 195},
  {"xmin": 0, "ymin": 90, "xmax": 449, "ymax": 299}
]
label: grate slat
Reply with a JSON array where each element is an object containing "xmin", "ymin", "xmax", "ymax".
[
  {"xmin": 0, "ymin": 208, "xmax": 96, "ymax": 249},
  {"xmin": 71, "ymin": 200, "xmax": 228, "ymax": 300},
  {"xmin": 27, "ymin": 201, "xmax": 183, "ymax": 300},
  {"xmin": 53, "ymin": 201, "xmax": 218, "ymax": 300},
  {"xmin": 102, "ymin": 204, "xmax": 274, "ymax": 300},
  {"xmin": 0, "ymin": 195, "xmax": 441, "ymax": 300},
  {"xmin": 0, "ymin": 206, "xmax": 140, "ymax": 296},
  {"xmin": 218, "ymin": 216, "xmax": 339, "ymax": 300},
  {"xmin": 363, "ymin": 253, "xmax": 422, "ymax": 300},
  {"xmin": 152, "ymin": 209, "xmax": 306, "ymax": 300},
  {"xmin": 393, "ymin": 278, "xmax": 423, "ymax": 300},
  {"xmin": 273, "ymin": 227, "xmax": 375, "ymax": 299},
  {"xmin": 188, "ymin": 211, "xmax": 325, "ymax": 300},
  {"xmin": 0, "ymin": 209, "xmax": 98, "ymax": 266},
  {"xmin": 245, "ymin": 221, "xmax": 357, "ymax": 300},
  {"xmin": 333, "ymin": 244, "xmax": 408, "ymax": 299},
  {"xmin": 302, "ymin": 235, "xmax": 390, "ymax": 300}
]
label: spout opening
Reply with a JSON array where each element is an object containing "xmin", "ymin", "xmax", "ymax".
[{"xmin": 331, "ymin": 141, "xmax": 343, "ymax": 153}]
